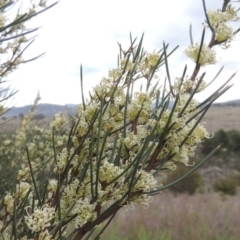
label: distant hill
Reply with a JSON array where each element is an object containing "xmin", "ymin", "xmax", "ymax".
[
  {"xmin": 212, "ymin": 99, "xmax": 240, "ymax": 107},
  {"xmin": 1, "ymin": 99, "xmax": 240, "ymax": 132},
  {"xmin": 2, "ymin": 103, "xmax": 78, "ymax": 119}
]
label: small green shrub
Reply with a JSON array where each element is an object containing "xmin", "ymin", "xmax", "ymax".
[
  {"xmin": 232, "ymin": 174, "xmax": 240, "ymax": 186},
  {"xmin": 201, "ymin": 129, "xmax": 240, "ymax": 154},
  {"xmin": 228, "ymin": 130, "xmax": 240, "ymax": 152},
  {"xmin": 167, "ymin": 166, "xmax": 204, "ymax": 195},
  {"xmin": 213, "ymin": 176, "xmax": 238, "ymax": 196},
  {"xmin": 32, "ymin": 113, "xmax": 46, "ymax": 120},
  {"xmin": 201, "ymin": 129, "xmax": 229, "ymax": 154}
]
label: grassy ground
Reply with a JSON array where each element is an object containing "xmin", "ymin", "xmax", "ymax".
[
  {"xmin": 0, "ymin": 118, "xmax": 50, "ymax": 133},
  {"xmin": 86, "ymin": 192, "xmax": 240, "ymax": 240},
  {"xmin": 203, "ymin": 106, "xmax": 240, "ymax": 133}
]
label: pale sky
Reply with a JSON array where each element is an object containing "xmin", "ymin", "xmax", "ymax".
[{"xmin": 6, "ymin": 0, "xmax": 240, "ymax": 107}]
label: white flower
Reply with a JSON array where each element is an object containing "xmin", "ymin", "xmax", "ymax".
[
  {"xmin": 99, "ymin": 160, "xmax": 124, "ymax": 183},
  {"xmin": 163, "ymin": 161, "xmax": 177, "ymax": 170},
  {"xmin": 39, "ymin": 0, "xmax": 47, "ymax": 7},
  {"xmin": 38, "ymin": 229, "xmax": 52, "ymax": 240},
  {"xmin": 4, "ymin": 193, "xmax": 14, "ymax": 213},
  {"xmin": 172, "ymin": 146, "xmax": 190, "ymax": 165},
  {"xmin": 215, "ymin": 22, "xmax": 234, "ymax": 42},
  {"xmin": 131, "ymin": 170, "xmax": 157, "ymax": 193},
  {"xmin": 54, "ymin": 148, "xmax": 68, "ymax": 173},
  {"xmin": 147, "ymin": 52, "xmax": 162, "ymax": 67},
  {"xmin": 15, "ymin": 181, "xmax": 31, "ymax": 200},
  {"xmin": 17, "ymin": 164, "xmax": 30, "ymax": 181},
  {"xmin": 140, "ymin": 52, "xmax": 163, "ymax": 75},
  {"xmin": 121, "ymin": 58, "xmax": 134, "ymax": 71},
  {"xmin": 50, "ymin": 112, "xmax": 66, "ymax": 131},
  {"xmin": 3, "ymin": 139, "xmax": 11, "ymax": 146},
  {"xmin": 48, "ymin": 179, "xmax": 58, "ymax": 192},
  {"xmin": 25, "ymin": 205, "xmax": 56, "ymax": 232},
  {"xmin": 72, "ymin": 199, "xmax": 97, "ymax": 228},
  {"xmin": 206, "ymin": 5, "xmax": 239, "ymax": 44},
  {"xmin": 175, "ymin": 93, "xmax": 198, "ymax": 113},
  {"xmin": 185, "ymin": 43, "xmax": 217, "ymax": 65}
]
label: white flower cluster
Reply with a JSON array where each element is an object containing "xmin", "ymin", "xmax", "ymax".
[
  {"xmin": 157, "ymin": 118, "xmax": 210, "ymax": 168},
  {"xmin": 140, "ymin": 52, "xmax": 163, "ymax": 76},
  {"xmin": 207, "ymin": 4, "xmax": 239, "ymax": 43},
  {"xmin": 132, "ymin": 170, "xmax": 157, "ymax": 193},
  {"xmin": 92, "ymin": 74, "xmax": 126, "ymax": 104},
  {"xmin": 25, "ymin": 205, "xmax": 56, "ymax": 232},
  {"xmin": 59, "ymin": 179, "xmax": 97, "ymax": 228},
  {"xmin": 121, "ymin": 57, "xmax": 134, "ymax": 71},
  {"xmin": 99, "ymin": 160, "xmax": 124, "ymax": 183},
  {"xmin": 47, "ymin": 179, "xmax": 58, "ymax": 192},
  {"xmin": 50, "ymin": 112, "xmax": 66, "ymax": 131},
  {"xmin": 173, "ymin": 77, "xmax": 207, "ymax": 94},
  {"xmin": 4, "ymin": 193, "xmax": 14, "ymax": 214},
  {"xmin": 36, "ymin": 229, "xmax": 52, "ymax": 240},
  {"xmin": 72, "ymin": 199, "xmax": 97, "ymax": 228},
  {"xmin": 185, "ymin": 3, "xmax": 240, "ymax": 65},
  {"xmin": 127, "ymin": 92, "xmax": 153, "ymax": 123},
  {"xmin": 54, "ymin": 147, "xmax": 69, "ymax": 173},
  {"xmin": 14, "ymin": 96, "xmax": 41, "ymax": 148},
  {"xmin": 4, "ymin": 181, "xmax": 31, "ymax": 214},
  {"xmin": 185, "ymin": 43, "xmax": 217, "ymax": 66},
  {"xmin": 118, "ymin": 125, "xmax": 151, "ymax": 161},
  {"xmin": 15, "ymin": 181, "xmax": 31, "ymax": 200}
]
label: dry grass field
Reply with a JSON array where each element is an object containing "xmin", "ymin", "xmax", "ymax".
[
  {"xmin": 0, "ymin": 118, "xmax": 51, "ymax": 133},
  {"xmin": 89, "ymin": 192, "xmax": 240, "ymax": 240},
  {"xmin": 203, "ymin": 106, "xmax": 240, "ymax": 133}
]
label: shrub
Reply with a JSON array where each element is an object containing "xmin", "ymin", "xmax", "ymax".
[
  {"xmin": 213, "ymin": 176, "xmax": 238, "ymax": 196},
  {"xmin": 228, "ymin": 130, "xmax": 240, "ymax": 152},
  {"xmin": 201, "ymin": 129, "xmax": 229, "ymax": 154},
  {"xmin": 201, "ymin": 129, "xmax": 240, "ymax": 154},
  {"xmin": 32, "ymin": 113, "xmax": 46, "ymax": 120},
  {"xmin": 167, "ymin": 166, "xmax": 204, "ymax": 195}
]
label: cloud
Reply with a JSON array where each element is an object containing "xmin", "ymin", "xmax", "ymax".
[{"xmin": 6, "ymin": 0, "xmax": 240, "ymax": 106}]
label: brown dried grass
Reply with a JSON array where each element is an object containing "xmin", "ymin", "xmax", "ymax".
[
  {"xmin": 97, "ymin": 192, "xmax": 240, "ymax": 240},
  {"xmin": 203, "ymin": 106, "xmax": 240, "ymax": 133}
]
